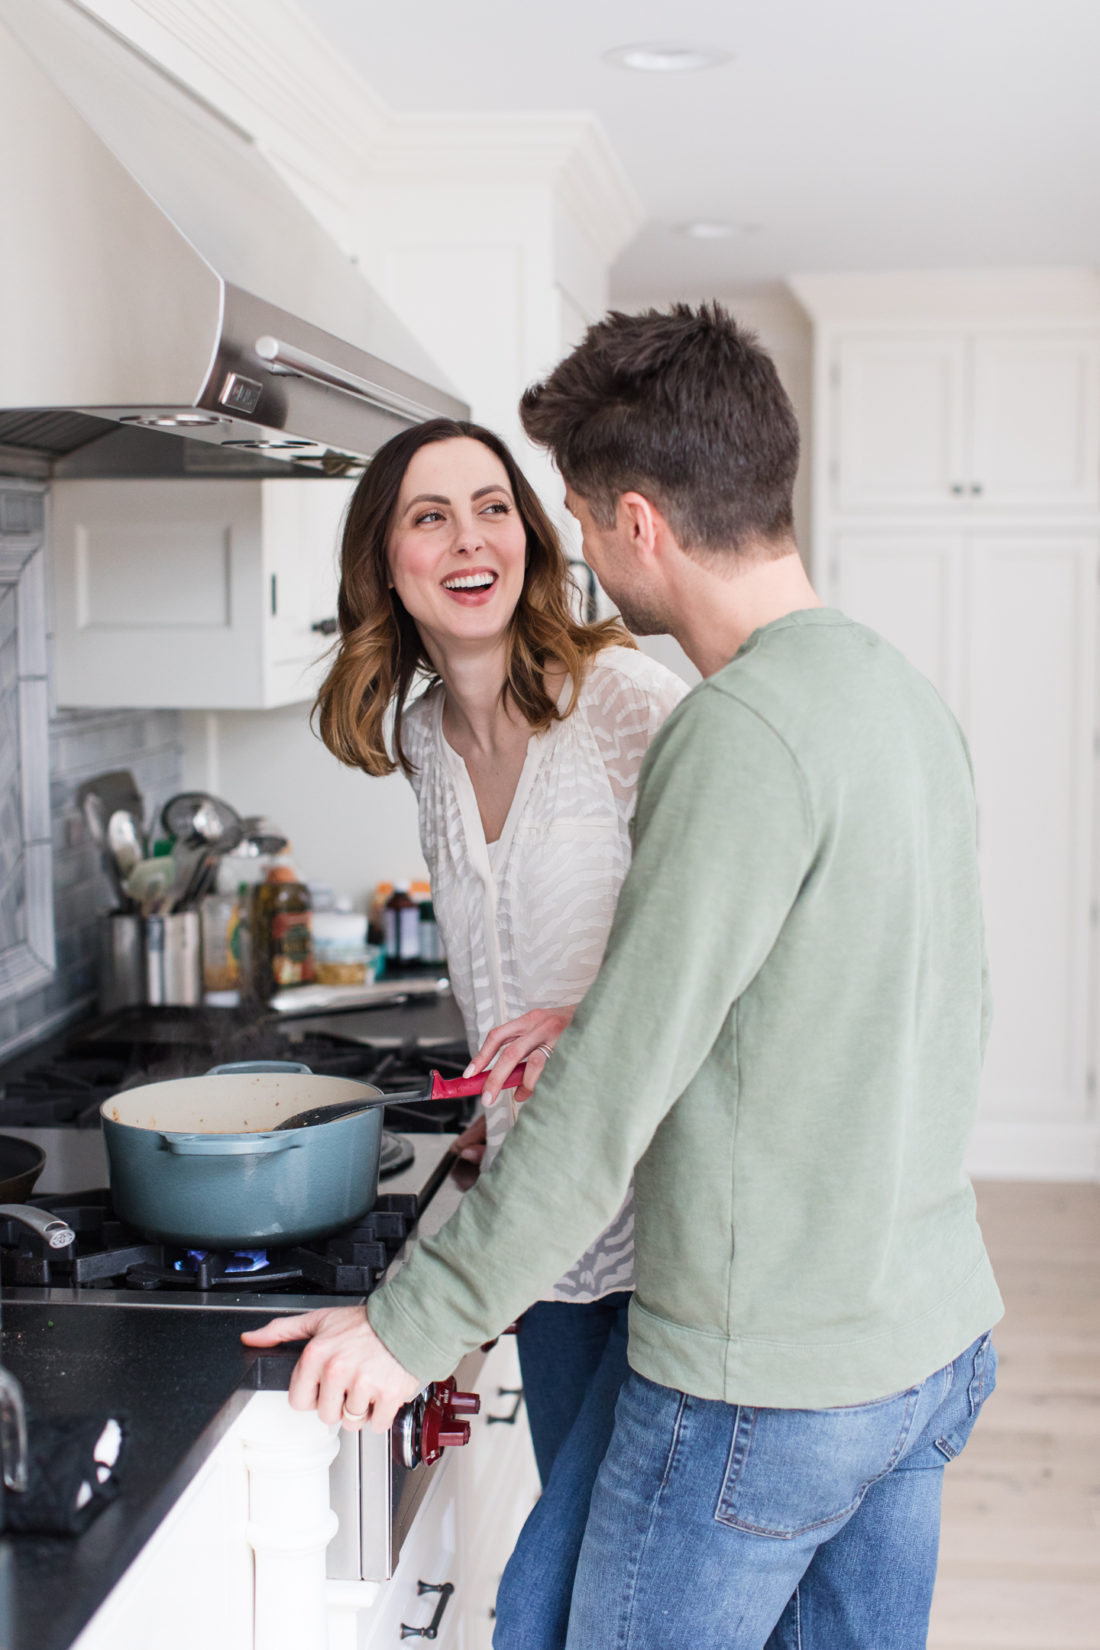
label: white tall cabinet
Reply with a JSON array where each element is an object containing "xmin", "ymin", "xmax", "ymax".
[{"xmin": 793, "ymin": 273, "xmax": 1100, "ymax": 1180}]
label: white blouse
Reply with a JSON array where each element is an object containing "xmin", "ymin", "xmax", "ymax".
[{"xmin": 402, "ymin": 646, "xmax": 688, "ymax": 1302}]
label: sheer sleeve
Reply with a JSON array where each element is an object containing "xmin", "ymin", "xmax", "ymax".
[{"xmin": 584, "ymin": 648, "xmax": 691, "ymax": 825}]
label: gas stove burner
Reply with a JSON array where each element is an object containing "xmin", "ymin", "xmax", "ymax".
[
  {"xmin": 0, "ymin": 1190, "xmax": 422, "ymax": 1297},
  {"xmin": 379, "ymin": 1130, "xmax": 415, "ymax": 1178},
  {"xmin": 175, "ymin": 1247, "xmax": 269, "ymax": 1276}
]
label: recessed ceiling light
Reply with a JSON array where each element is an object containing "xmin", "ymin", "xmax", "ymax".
[
  {"xmin": 603, "ymin": 42, "xmax": 732, "ymax": 74},
  {"xmin": 680, "ymin": 222, "xmax": 762, "ymax": 240}
]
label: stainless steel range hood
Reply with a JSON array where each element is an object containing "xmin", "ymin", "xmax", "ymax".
[{"xmin": 0, "ymin": 0, "xmax": 467, "ymax": 480}]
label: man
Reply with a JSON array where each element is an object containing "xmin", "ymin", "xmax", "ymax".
[{"xmin": 245, "ymin": 303, "xmax": 1003, "ymax": 1649}]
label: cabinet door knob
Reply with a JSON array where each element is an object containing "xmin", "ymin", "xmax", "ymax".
[
  {"xmin": 969, "ymin": 483, "xmax": 984, "ymax": 496},
  {"xmin": 950, "ymin": 483, "xmax": 966, "ymax": 496},
  {"xmin": 311, "ymin": 617, "xmax": 338, "ymax": 635}
]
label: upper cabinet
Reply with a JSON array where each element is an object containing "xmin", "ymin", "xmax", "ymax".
[
  {"xmin": 832, "ymin": 329, "xmax": 1100, "ymax": 513},
  {"xmin": 51, "ymin": 477, "xmax": 353, "ymax": 710}
]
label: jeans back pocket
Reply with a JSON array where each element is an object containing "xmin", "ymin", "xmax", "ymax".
[{"xmin": 715, "ymin": 1387, "xmax": 920, "ymax": 1539}]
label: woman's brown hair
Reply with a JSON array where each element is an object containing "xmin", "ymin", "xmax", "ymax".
[{"xmin": 314, "ymin": 419, "xmax": 633, "ymax": 776}]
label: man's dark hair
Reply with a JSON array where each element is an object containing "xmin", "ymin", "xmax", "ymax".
[{"xmin": 520, "ymin": 302, "xmax": 799, "ymax": 557}]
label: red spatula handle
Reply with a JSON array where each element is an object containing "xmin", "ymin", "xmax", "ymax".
[{"xmin": 429, "ymin": 1064, "xmax": 528, "ymax": 1101}]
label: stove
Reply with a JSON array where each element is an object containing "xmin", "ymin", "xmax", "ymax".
[
  {"xmin": 0, "ymin": 1130, "xmax": 459, "ymax": 1312},
  {"xmin": 0, "ymin": 998, "xmax": 492, "ymax": 1588}
]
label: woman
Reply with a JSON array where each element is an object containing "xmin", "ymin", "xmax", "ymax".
[{"xmin": 315, "ymin": 418, "xmax": 685, "ymax": 1648}]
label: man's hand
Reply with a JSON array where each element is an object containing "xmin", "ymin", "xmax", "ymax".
[
  {"xmin": 465, "ymin": 1006, "xmax": 576, "ymax": 1105},
  {"xmin": 448, "ymin": 1111, "xmax": 488, "ymax": 1165},
  {"xmin": 241, "ymin": 1307, "xmax": 423, "ymax": 1432}
]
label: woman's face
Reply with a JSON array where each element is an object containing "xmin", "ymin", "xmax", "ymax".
[{"xmin": 386, "ymin": 438, "xmax": 528, "ymax": 653}]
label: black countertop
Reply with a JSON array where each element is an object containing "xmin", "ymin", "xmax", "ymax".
[
  {"xmin": 0, "ymin": 1146, "xmax": 473, "ymax": 1650},
  {"xmin": 0, "ymin": 1301, "xmax": 301, "ymax": 1650}
]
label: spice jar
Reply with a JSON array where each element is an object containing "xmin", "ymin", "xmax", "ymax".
[{"xmin": 250, "ymin": 865, "xmax": 314, "ymax": 1001}]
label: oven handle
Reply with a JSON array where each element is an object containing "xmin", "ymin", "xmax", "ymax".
[
  {"xmin": 486, "ymin": 1387, "xmax": 524, "ymax": 1426},
  {"xmin": 400, "ymin": 1580, "xmax": 455, "ymax": 1640}
]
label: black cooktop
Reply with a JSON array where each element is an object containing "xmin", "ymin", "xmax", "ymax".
[{"xmin": 0, "ymin": 1004, "xmax": 474, "ymax": 1132}]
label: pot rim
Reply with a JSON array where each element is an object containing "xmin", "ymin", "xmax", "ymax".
[{"xmin": 99, "ymin": 1070, "xmax": 385, "ymax": 1136}]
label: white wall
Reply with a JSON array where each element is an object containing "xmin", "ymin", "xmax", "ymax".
[{"xmin": 181, "ymin": 706, "xmax": 425, "ymax": 902}]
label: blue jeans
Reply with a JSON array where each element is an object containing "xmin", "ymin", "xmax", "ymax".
[
  {"xmin": 493, "ymin": 1293, "xmax": 632, "ymax": 1650},
  {"xmin": 565, "ymin": 1331, "xmax": 998, "ymax": 1650}
]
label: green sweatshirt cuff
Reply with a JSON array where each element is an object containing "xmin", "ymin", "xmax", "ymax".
[{"xmin": 367, "ymin": 1285, "xmax": 462, "ymax": 1383}]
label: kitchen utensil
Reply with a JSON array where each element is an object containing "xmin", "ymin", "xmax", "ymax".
[
  {"xmin": 272, "ymin": 1064, "xmax": 530, "ymax": 1129},
  {"xmin": 100, "ymin": 1061, "xmax": 388, "ymax": 1246},
  {"xmin": 77, "ymin": 772, "xmax": 144, "ymax": 839},
  {"xmin": 106, "ymin": 809, "xmax": 144, "ymax": 879},
  {"xmin": 0, "ymin": 1137, "xmax": 46, "ymax": 1203},
  {"xmin": 159, "ymin": 841, "xmax": 208, "ymax": 912},
  {"xmin": 160, "ymin": 792, "xmax": 242, "ymax": 849},
  {"xmin": 161, "ymin": 911, "xmax": 202, "ymax": 1005},
  {"xmin": 98, "ymin": 912, "xmax": 145, "ymax": 1012},
  {"xmin": 77, "ymin": 773, "xmax": 145, "ymax": 910},
  {"xmin": 238, "ymin": 816, "xmax": 289, "ymax": 857},
  {"xmin": 142, "ymin": 911, "xmax": 202, "ymax": 1006},
  {"xmin": 123, "ymin": 858, "xmax": 173, "ymax": 917}
]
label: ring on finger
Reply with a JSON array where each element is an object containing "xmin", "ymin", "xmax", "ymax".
[
  {"xmin": 534, "ymin": 1044, "xmax": 554, "ymax": 1059},
  {"xmin": 342, "ymin": 1403, "xmax": 369, "ymax": 1422}
]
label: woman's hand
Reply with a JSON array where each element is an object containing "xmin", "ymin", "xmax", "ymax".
[{"xmin": 465, "ymin": 1007, "xmax": 576, "ymax": 1106}]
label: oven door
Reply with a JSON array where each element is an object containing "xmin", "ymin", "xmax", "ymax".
[{"xmin": 327, "ymin": 1345, "xmax": 487, "ymax": 1582}]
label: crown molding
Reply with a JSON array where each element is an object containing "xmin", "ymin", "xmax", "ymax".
[
  {"xmin": 790, "ymin": 267, "xmax": 1100, "ymax": 323},
  {"xmin": 69, "ymin": 0, "xmax": 642, "ymax": 265},
  {"xmin": 370, "ymin": 112, "xmax": 643, "ymax": 266}
]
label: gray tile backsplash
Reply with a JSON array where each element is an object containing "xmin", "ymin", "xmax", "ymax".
[
  {"xmin": 0, "ymin": 478, "xmax": 184, "ymax": 1059},
  {"xmin": 0, "ymin": 707, "xmax": 184, "ymax": 1058}
]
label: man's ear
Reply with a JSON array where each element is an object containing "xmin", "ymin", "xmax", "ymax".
[{"xmin": 616, "ymin": 492, "xmax": 664, "ymax": 560}]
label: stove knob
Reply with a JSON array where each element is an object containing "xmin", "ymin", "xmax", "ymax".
[
  {"xmin": 445, "ymin": 1389, "xmax": 480, "ymax": 1416},
  {"xmin": 418, "ymin": 1382, "xmax": 478, "ymax": 1464},
  {"xmin": 439, "ymin": 1420, "xmax": 472, "ymax": 1450}
]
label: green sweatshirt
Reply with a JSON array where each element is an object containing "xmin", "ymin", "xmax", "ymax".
[{"xmin": 368, "ymin": 609, "xmax": 1003, "ymax": 1407}]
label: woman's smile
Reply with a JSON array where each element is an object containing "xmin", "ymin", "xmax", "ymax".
[{"xmin": 441, "ymin": 567, "xmax": 500, "ymax": 602}]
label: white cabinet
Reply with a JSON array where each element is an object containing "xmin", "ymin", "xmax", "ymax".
[
  {"xmin": 835, "ymin": 334, "xmax": 968, "ymax": 511},
  {"xmin": 51, "ymin": 476, "xmax": 353, "ymax": 709},
  {"xmin": 832, "ymin": 331, "xmax": 1100, "ymax": 513},
  {"xmin": 457, "ymin": 1336, "xmax": 540, "ymax": 1648},
  {"xmin": 829, "ymin": 529, "xmax": 1100, "ymax": 1156},
  {"xmin": 809, "ymin": 291, "xmax": 1100, "ymax": 1178},
  {"xmin": 970, "ymin": 335, "xmax": 1100, "ymax": 510},
  {"xmin": 73, "ymin": 1393, "xmax": 340, "ymax": 1650}
]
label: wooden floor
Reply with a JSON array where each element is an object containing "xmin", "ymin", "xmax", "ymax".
[{"xmin": 928, "ymin": 1181, "xmax": 1100, "ymax": 1650}]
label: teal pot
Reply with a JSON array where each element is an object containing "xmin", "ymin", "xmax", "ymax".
[{"xmin": 100, "ymin": 1061, "xmax": 384, "ymax": 1247}]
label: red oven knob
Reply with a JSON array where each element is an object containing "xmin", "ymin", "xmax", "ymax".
[{"xmin": 393, "ymin": 1380, "xmax": 483, "ymax": 1468}]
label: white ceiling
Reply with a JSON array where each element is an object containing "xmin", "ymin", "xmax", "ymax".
[{"xmin": 298, "ymin": 0, "xmax": 1100, "ymax": 302}]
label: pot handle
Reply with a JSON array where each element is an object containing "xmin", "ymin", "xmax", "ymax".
[
  {"xmin": 204, "ymin": 1061, "xmax": 314, "ymax": 1076},
  {"xmin": 161, "ymin": 1133, "xmax": 301, "ymax": 1156}
]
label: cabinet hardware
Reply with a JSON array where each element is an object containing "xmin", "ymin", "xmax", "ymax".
[
  {"xmin": 969, "ymin": 483, "xmax": 984, "ymax": 496},
  {"xmin": 311, "ymin": 617, "xmax": 338, "ymax": 635},
  {"xmin": 270, "ymin": 574, "xmax": 277, "ymax": 617},
  {"xmin": 487, "ymin": 1387, "xmax": 524, "ymax": 1426},
  {"xmin": 401, "ymin": 1580, "xmax": 455, "ymax": 1640},
  {"xmin": 950, "ymin": 483, "xmax": 966, "ymax": 496}
]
